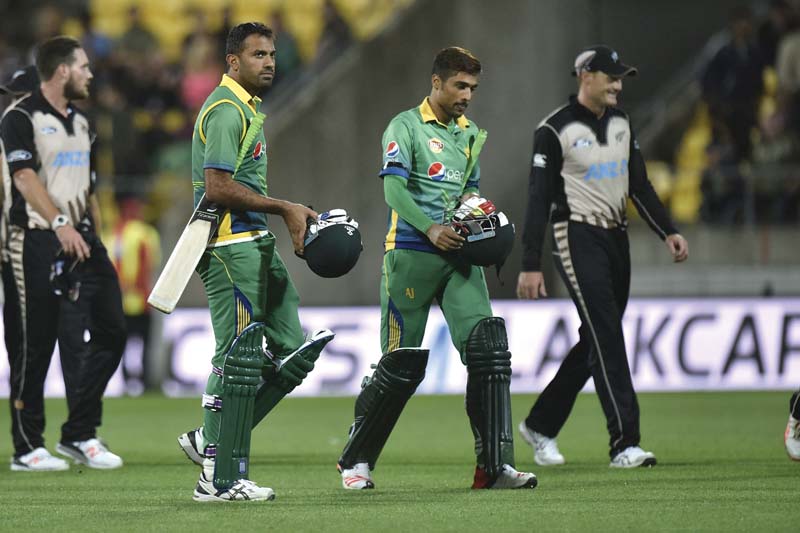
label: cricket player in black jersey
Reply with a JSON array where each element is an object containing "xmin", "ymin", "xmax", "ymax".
[
  {"xmin": 516, "ymin": 45, "xmax": 688, "ymax": 468},
  {"xmin": 1, "ymin": 37, "xmax": 126, "ymax": 471}
]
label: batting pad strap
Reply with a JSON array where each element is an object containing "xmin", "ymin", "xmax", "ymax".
[
  {"xmin": 204, "ymin": 444, "xmax": 217, "ymax": 458},
  {"xmin": 202, "ymin": 394, "xmax": 223, "ymax": 412},
  {"xmin": 465, "ymin": 317, "xmax": 515, "ymax": 480},
  {"xmin": 338, "ymin": 348, "xmax": 429, "ymax": 470},
  {"xmin": 251, "ymin": 329, "xmax": 335, "ymax": 427}
]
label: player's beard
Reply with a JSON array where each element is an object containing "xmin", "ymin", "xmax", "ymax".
[
  {"xmin": 255, "ymin": 70, "xmax": 274, "ymax": 93},
  {"xmin": 64, "ymin": 74, "xmax": 89, "ymax": 101}
]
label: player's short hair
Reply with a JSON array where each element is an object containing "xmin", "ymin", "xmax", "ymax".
[
  {"xmin": 432, "ymin": 47, "xmax": 481, "ymax": 81},
  {"xmin": 36, "ymin": 36, "xmax": 82, "ymax": 81},
  {"xmin": 226, "ymin": 22, "xmax": 274, "ymax": 56}
]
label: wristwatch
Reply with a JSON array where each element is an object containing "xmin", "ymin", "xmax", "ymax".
[{"xmin": 51, "ymin": 214, "xmax": 69, "ymax": 230}]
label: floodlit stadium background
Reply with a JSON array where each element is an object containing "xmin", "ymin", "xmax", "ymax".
[{"xmin": 0, "ymin": 0, "xmax": 797, "ymax": 397}]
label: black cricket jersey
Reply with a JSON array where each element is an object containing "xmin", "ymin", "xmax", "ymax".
[
  {"xmin": 521, "ymin": 95, "xmax": 677, "ymax": 270},
  {"xmin": 0, "ymin": 90, "xmax": 95, "ymax": 230}
]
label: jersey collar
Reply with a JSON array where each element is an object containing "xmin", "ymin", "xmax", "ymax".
[
  {"xmin": 418, "ymin": 97, "xmax": 469, "ymax": 129},
  {"xmin": 219, "ymin": 74, "xmax": 261, "ymax": 113}
]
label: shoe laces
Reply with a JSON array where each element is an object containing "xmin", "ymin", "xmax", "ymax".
[
  {"xmin": 501, "ymin": 464, "xmax": 519, "ymax": 476},
  {"xmin": 347, "ymin": 463, "xmax": 370, "ymax": 478},
  {"xmin": 536, "ymin": 435, "xmax": 560, "ymax": 455},
  {"xmin": 237, "ymin": 479, "xmax": 258, "ymax": 490}
]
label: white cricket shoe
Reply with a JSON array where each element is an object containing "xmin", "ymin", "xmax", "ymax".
[
  {"xmin": 56, "ymin": 438, "xmax": 123, "ymax": 469},
  {"xmin": 609, "ymin": 446, "xmax": 657, "ymax": 468},
  {"xmin": 518, "ymin": 421, "xmax": 565, "ymax": 466},
  {"xmin": 10, "ymin": 447, "xmax": 69, "ymax": 472},
  {"xmin": 785, "ymin": 416, "xmax": 800, "ymax": 461},
  {"xmin": 472, "ymin": 463, "xmax": 537, "ymax": 489},
  {"xmin": 338, "ymin": 462, "xmax": 374, "ymax": 490},
  {"xmin": 193, "ymin": 471, "xmax": 276, "ymax": 502},
  {"xmin": 178, "ymin": 427, "xmax": 205, "ymax": 466}
]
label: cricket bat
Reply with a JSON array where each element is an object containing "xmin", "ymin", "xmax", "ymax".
[
  {"xmin": 148, "ymin": 111, "xmax": 266, "ymax": 314},
  {"xmin": 146, "ymin": 195, "xmax": 220, "ymax": 313}
]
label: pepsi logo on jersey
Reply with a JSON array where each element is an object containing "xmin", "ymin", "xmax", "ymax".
[
  {"xmin": 427, "ymin": 162, "xmax": 463, "ymax": 183},
  {"xmin": 252, "ymin": 141, "xmax": 265, "ymax": 161},
  {"xmin": 385, "ymin": 141, "xmax": 400, "ymax": 159}
]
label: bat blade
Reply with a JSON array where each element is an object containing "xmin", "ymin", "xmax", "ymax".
[{"xmin": 148, "ymin": 197, "xmax": 220, "ymax": 314}]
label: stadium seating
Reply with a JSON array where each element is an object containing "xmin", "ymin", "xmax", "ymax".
[{"xmin": 87, "ymin": 0, "xmax": 414, "ymax": 62}]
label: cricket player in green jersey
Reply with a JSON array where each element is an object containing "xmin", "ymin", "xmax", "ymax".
[
  {"xmin": 176, "ymin": 22, "xmax": 334, "ymax": 502},
  {"xmin": 337, "ymin": 47, "xmax": 537, "ymax": 490}
]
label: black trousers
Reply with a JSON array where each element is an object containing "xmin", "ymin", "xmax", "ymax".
[
  {"xmin": 525, "ymin": 221, "xmax": 640, "ymax": 457},
  {"xmin": 5, "ymin": 228, "xmax": 126, "ymax": 457}
]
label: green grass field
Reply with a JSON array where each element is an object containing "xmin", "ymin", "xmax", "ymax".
[{"xmin": 0, "ymin": 392, "xmax": 796, "ymax": 532}]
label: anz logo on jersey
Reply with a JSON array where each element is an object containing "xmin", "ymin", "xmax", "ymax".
[
  {"xmin": 52, "ymin": 151, "xmax": 90, "ymax": 168},
  {"xmin": 583, "ymin": 158, "xmax": 628, "ymax": 181}
]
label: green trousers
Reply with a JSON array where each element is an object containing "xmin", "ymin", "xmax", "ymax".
[
  {"xmin": 196, "ymin": 235, "xmax": 305, "ymax": 445},
  {"xmin": 380, "ymin": 249, "xmax": 493, "ymax": 361}
]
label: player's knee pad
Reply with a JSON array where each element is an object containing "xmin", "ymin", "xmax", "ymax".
[
  {"xmin": 465, "ymin": 317, "xmax": 515, "ymax": 480},
  {"xmin": 338, "ymin": 348, "xmax": 429, "ymax": 470},
  {"xmin": 251, "ymin": 329, "xmax": 335, "ymax": 427},
  {"xmin": 210, "ymin": 322, "xmax": 266, "ymax": 490}
]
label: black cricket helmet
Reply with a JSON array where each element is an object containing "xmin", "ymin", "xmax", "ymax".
[
  {"xmin": 448, "ymin": 197, "xmax": 515, "ymax": 268},
  {"xmin": 301, "ymin": 209, "xmax": 362, "ymax": 278}
]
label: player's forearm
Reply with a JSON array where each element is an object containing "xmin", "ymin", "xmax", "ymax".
[
  {"xmin": 383, "ymin": 175, "xmax": 435, "ymax": 233},
  {"xmin": 13, "ymin": 168, "xmax": 63, "ymax": 226},
  {"xmin": 520, "ymin": 183, "xmax": 550, "ymax": 271},
  {"xmin": 628, "ymin": 151, "xmax": 677, "ymax": 239},
  {"xmin": 205, "ymin": 168, "xmax": 293, "ymax": 216}
]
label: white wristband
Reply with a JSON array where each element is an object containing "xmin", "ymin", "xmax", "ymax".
[{"xmin": 51, "ymin": 214, "xmax": 69, "ymax": 230}]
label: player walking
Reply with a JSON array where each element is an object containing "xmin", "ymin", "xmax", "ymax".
[
  {"xmin": 1, "ymin": 38, "xmax": 126, "ymax": 472},
  {"xmin": 177, "ymin": 22, "xmax": 333, "ymax": 502},
  {"xmin": 336, "ymin": 47, "xmax": 537, "ymax": 490},
  {"xmin": 516, "ymin": 45, "xmax": 688, "ymax": 468}
]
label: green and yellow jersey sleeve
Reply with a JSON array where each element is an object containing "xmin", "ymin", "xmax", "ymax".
[{"xmin": 200, "ymin": 102, "xmax": 246, "ymax": 174}]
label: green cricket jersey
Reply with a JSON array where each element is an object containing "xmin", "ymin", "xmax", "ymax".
[
  {"xmin": 191, "ymin": 74, "xmax": 269, "ymax": 247},
  {"xmin": 379, "ymin": 97, "xmax": 485, "ymax": 253}
]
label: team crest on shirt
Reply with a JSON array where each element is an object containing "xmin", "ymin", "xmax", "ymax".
[
  {"xmin": 428, "ymin": 138, "xmax": 444, "ymax": 154},
  {"xmin": 385, "ymin": 141, "xmax": 400, "ymax": 159},
  {"xmin": 252, "ymin": 141, "xmax": 265, "ymax": 160}
]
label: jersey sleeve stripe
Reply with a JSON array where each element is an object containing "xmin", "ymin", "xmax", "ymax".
[{"xmin": 198, "ymin": 99, "xmax": 247, "ymax": 145}]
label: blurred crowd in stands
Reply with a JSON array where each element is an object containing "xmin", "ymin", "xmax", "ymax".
[
  {"xmin": 1, "ymin": 1, "xmax": 797, "ymax": 233},
  {"xmin": 700, "ymin": 1, "xmax": 800, "ymax": 224},
  {"xmin": 0, "ymin": 1, "xmax": 354, "ymax": 219},
  {"xmin": 0, "ymin": 1, "xmax": 357, "ymax": 390}
]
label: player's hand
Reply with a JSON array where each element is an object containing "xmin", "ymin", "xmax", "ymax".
[
  {"xmin": 55, "ymin": 225, "xmax": 91, "ymax": 262},
  {"xmin": 282, "ymin": 203, "xmax": 318, "ymax": 254},
  {"xmin": 517, "ymin": 271, "xmax": 547, "ymax": 300},
  {"xmin": 426, "ymin": 224, "xmax": 464, "ymax": 251},
  {"xmin": 665, "ymin": 233, "xmax": 688, "ymax": 263}
]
